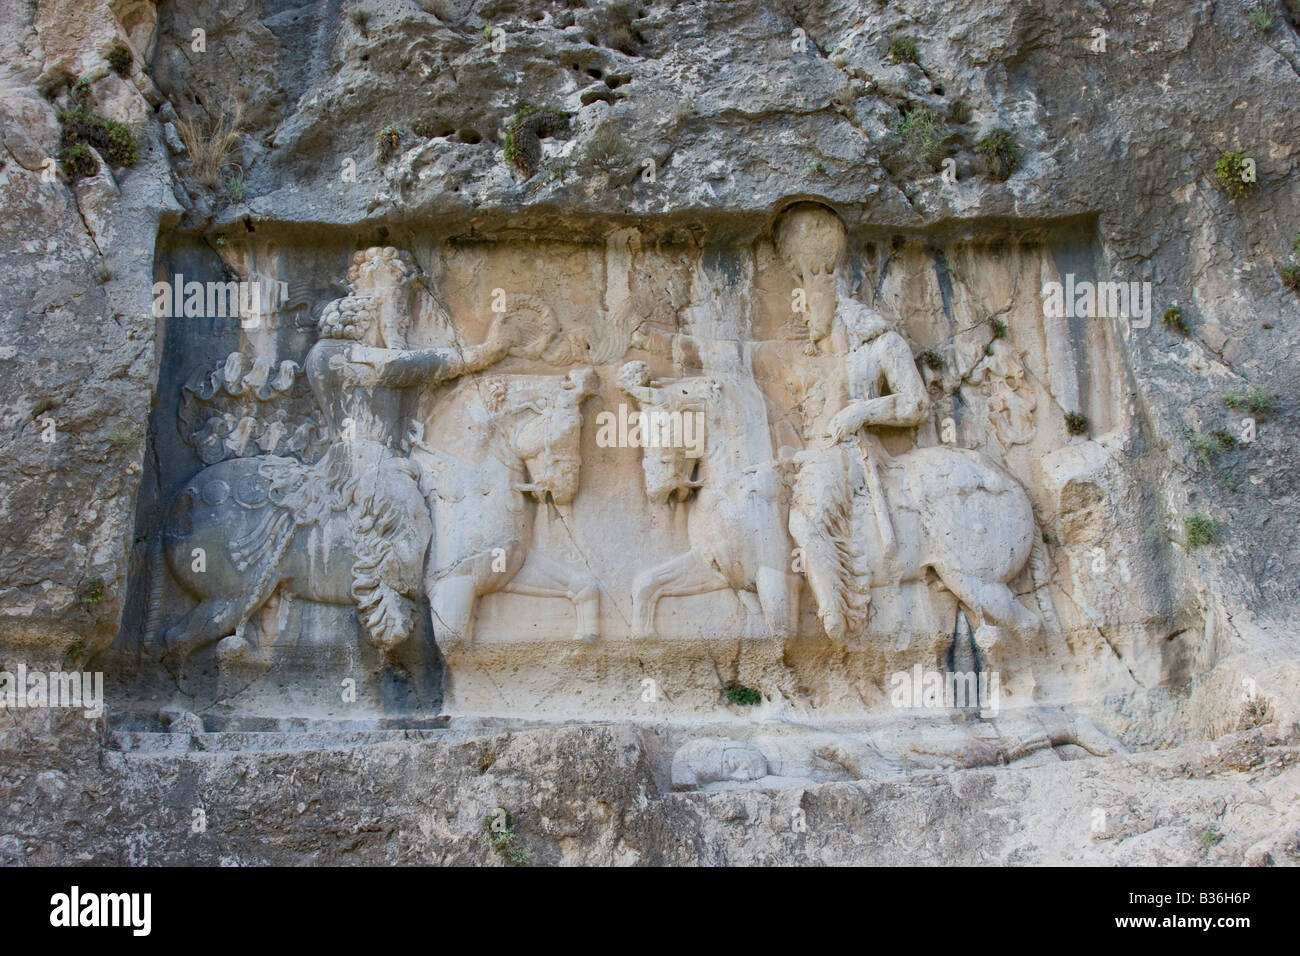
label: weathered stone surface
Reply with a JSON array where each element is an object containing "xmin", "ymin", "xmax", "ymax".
[
  {"xmin": 1, "ymin": 708, "xmax": 1296, "ymax": 866},
  {"xmin": 0, "ymin": 0, "xmax": 1297, "ymax": 865}
]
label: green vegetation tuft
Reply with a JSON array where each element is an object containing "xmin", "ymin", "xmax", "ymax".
[
  {"xmin": 976, "ymin": 128, "xmax": 1021, "ymax": 182},
  {"xmin": 1213, "ymin": 150, "xmax": 1255, "ymax": 200},
  {"xmin": 62, "ymin": 638, "xmax": 86, "ymax": 668},
  {"xmin": 1162, "ymin": 304, "xmax": 1188, "ymax": 334},
  {"xmin": 106, "ymin": 45, "xmax": 132, "ymax": 77},
  {"xmin": 376, "ymin": 125, "xmax": 403, "ymax": 162},
  {"xmin": 990, "ymin": 318, "xmax": 1008, "ymax": 339},
  {"xmin": 1189, "ymin": 431, "xmax": 1216, "ymax": 467},
  {"xmin": 1064, "ymin": 411, "xmax": 1089, "ymax": 436},
  {"xmin": 59, "ymin": 141, "xmax": 97, "ymax": 181},
  {"xmin": 1188, "ymin": 429, "xmax": 1239, "ymax": 470},
  {"xmin": 725, "ymin": 684, "xmax": 762, "ymax": 706},
  {"xmin": 482, "ymin": 811, "xmax": 529, "ymax": 866},
  {"xmin": 57, "ymin": 87, "xmax": 139, "ymax": 179},
  {"xmin": 226, "ymin": 176, "xmax": 247, "ymax": 202},
  {"xmin": 504, "ymin": 105, "xmax": 571, "ymax": 177},
  {"xmin": 888, "ymin": 36, "xmax": 920, "ymax": 65},
  {"xmin": 78, "ymin": 579, "xmax": 106, "ymax": 605},
  {"xmin": 893, "ymin": 106, "xmax": 952, "ymax": 169},
  {"xmin": 1222, "ymin": 385, "xmax": 1277, "ymax": 417},
  {"xmin": 1247, "ymin": 5, "xmax": 1275, "ymax": 31},
  {"xmin": 1199, "ymin": 827, "xmax": 1225, "ymax": 847},
  {"xmin": 918, "ymin": 348, "xmax": 944, "ymax": 371},
  {"xmin": 1184, "ymin": 513, "xmax": 1218, "ymax": 547},
  {"xmin": 1281, "ymin": 264, "xmax": 1300, "ymax": 292}
]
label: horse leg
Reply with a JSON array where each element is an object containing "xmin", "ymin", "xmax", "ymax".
[
  {"xmin": 932, "ymin": 568, "xmax": 1040, "ymax": 643},
  {"xmin": 502, "ymin": 551, "xmax": 601, "ymax": 642},
  {"xmin": 256, "ymin": 592, "xmax": 280, "ymax": 649},
  {"xmin": 161, "ymin": 597, "xmax": 249, "ymax": 666},
  {"xmin": 756, "ymin": 565, "xmax": 800, "ymax": 639},
  {"xmin": 631, "ymin": 550, "xmax": 729, "ymax": 639},
  {"xmin": 430, "ymin": 573, "xmax": 478, "ymax": 654}
]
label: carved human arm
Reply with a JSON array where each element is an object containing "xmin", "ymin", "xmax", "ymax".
[
  {"xmin": 345, "ymin": 336, "xmax": 509, "ymax": 388},
  {"xmin": 824, "ymin": 331, "xmax": 931, "ymax": 441}
]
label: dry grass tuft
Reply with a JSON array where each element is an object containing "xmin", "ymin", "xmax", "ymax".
[{"xmin": 175, "ymin": 102, "xmax": 245, "ymax": 188}]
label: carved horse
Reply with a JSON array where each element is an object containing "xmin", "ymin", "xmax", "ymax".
[
  {"xmin": 411, "ymin": 367, "xmax": 602, "ymax": 651},
  {"xmin": 153, "ymin": 368, "xmax": 601, "ymax": 661},
  {"xmin": 618, "ymin": 362, "xmax": 800, "ymax": 639},
  {"xmin": 788, "ymin": 436, "xmax": 1041, "ymax": 644}
]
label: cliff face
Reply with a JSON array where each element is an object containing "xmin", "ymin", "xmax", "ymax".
[{"xmin": 0, "ymin": 0, "xmax": 1298, "ymax": 865}]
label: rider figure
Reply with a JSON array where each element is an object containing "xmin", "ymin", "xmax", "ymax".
[
  {"xmin": 274, "ymin": 247, "xmax": 511, "ymax": 652},
  {"xmin": 773, "ymin": 204, "xmax": 931, "ymax": 639}
]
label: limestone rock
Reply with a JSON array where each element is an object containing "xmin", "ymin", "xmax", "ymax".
[{"xmin": 0, "ymin": 0, "xmax": 1297, "ymax": 866}]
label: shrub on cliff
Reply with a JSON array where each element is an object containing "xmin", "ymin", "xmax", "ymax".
[
  {"xmin": 57, "ymin": 82, "xmax": 139, "ymax": 178},
  {"xmin": 505, "ymin": 106, "xmax": 570, "ymax": 177},
  {"xmin": 893, "ymin": 106, "xmax": 952, "ymax": 170},
  {"xmin": 976, "ymin": 128, "xmax": 1021, "ymax": 182},
  {"xmin": 1214, "ymin": 150, "xmax": 1256, "ymax": 200}
]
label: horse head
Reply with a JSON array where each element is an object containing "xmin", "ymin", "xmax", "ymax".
[
  {"xmin": 488, "ymin": 367, "xmax": 598, "ymax": 506},
  {"xmin": 618, "ymin": 361, "xmax": 716, "ymax": 506}
]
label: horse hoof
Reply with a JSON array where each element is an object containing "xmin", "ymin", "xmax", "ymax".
[
  {"xmin": 574, "ymin": 633, "xmax": 600, "ymax": 644},
  {"xmin": 216, "ymin": 635, "xmax": 255, "ymax": 664},
  {"xmin": 159, "ymin": 648, "xmax": 186, "ymax": 681}
]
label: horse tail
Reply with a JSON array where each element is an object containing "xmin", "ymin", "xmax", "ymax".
[{"xmin": 349, "ymin": 467, "xmax": 420, "ymax": 651}]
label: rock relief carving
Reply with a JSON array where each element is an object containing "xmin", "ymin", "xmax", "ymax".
[
  {"xmin": 619, "ymin": 359, "xmax": 800, "ymax": 640},
  {"xmin": 412, "ymin": 366, "xmax": 602, "ymax": 653},
  {"xmin": 154, "ymin": 246, "xmax": 599, "ymax": 665},
  {"xmin": 771, "ymin": 205, "xmax": 1042, "ymax": 646},
  {"xmin": 967, "ymin": 340, "xmax": 1037, "ymax": 452}
]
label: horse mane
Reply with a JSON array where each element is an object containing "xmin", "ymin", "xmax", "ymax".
[{"xmin": 792, "ymin": 448, "xmax": 870, "ymax": 637}]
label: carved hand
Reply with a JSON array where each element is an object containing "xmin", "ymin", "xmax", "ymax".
[
  {"xmin": 825, "ymin": 404, "xmax": 868, "ymax": 443},
  {"xmin": 466, "ymin": 340, "xmax": 507, "ymax": 373},
  {"xmin": 471, "ymin": 314, "xmax": 514, "ymax": 369}
]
